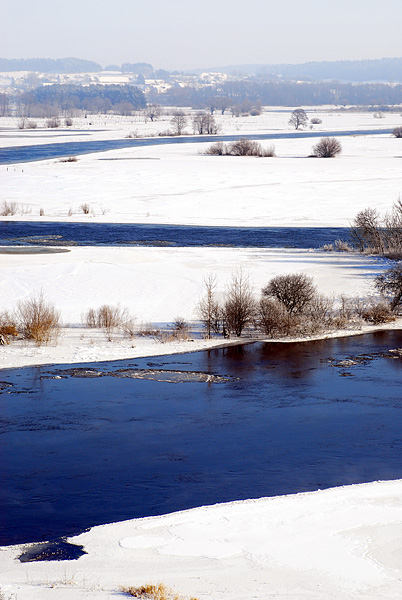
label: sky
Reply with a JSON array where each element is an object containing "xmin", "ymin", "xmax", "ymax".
[{"xmin": 3, "ymin": 0, "xmax": 402, "ymax": 70}]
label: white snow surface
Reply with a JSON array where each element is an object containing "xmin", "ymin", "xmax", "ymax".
[
  {"xmin": 1, "ymin": 110, "xmax": 402, "ymax": 599},
  {"xmin": 1, "ymin": 109, "xmax": 401, "ymax": 227},
  {"xmin": 1, "ymin": 480, "xmax": 402, "ymax": 599}
]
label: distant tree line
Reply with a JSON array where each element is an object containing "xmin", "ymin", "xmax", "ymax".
[
  {"xmin": 257, "ymin": 57, "xmax": 402, "ymax": 83},
  {"xmin": 0, "ymin": 57, "xmax": 102, "ymax": 73},
  {"xmin": 13, "ymin": 84, "xmax": 146, "ymax": 117},
  {"xmin": 150, "ymin": 80, "xmax": 402, "ymax": 109}
]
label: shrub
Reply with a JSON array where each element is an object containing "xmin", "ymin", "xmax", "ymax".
[
  {"xmin": 121, "ymin": 583, "xmax": 198, "ymax": 600},
  {"xmin": 65, "ymin": 117, "xmax": 73, "ymax": 126},
  {"xmin": 205, "ymin": 139, "xmax": 275, "ymax": 157},
  {"xmin": 204, "ymin": 141, "xmax": 225, "ymax": 155},
  {"xmin": 392, "ymin": 126, "xmax": 402, "ymax": 138},
  {"xmin": 312, "ymin": 137, "xmax": 342, "ymax": 158},
  {"xmin": 0, "ymin": 311, "xmax": 18, "ymax": 344},
  {"xmin": 361, "ymin": 299, "xmax": 395, "ymax": 323},
  {"xmin": 310, "ymin": 117, "xmax": 322, "ymax": 124},
  {"xmin": 60, "ymin": 156, "xmax": 78, "ymax": 163},
  {"xmin": 1, "ymin": 201, "xmax": 18, "ymax": 216},
  {"xmin": 47, "ymin": 118, "xmax": 60, "ymax": 128},
  {"xmin": 17, "ymin": 292, "xmax": 60, "ymax": 345},
  {"xmin": 80, "ymin": 203, "xmax": 90, "ymax": 214},
  {"xmin": 170, "ymin": 317, "xmax": 189, "ymax": 340},
  {"xmin": 84, "ymin": 305, "xmax": 135, "ymax": 337},
  {"xmin": 262, "ymin": 273, "xmax": 316, "ymax": 315},
  {"xmin": 227, "ymin": 138, "xmax": 263, "ymax": 156}
]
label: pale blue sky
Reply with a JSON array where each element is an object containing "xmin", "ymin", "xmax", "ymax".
[{"xmin": 3, "ymin": 0, "xmax": 402, "ymax": 70}]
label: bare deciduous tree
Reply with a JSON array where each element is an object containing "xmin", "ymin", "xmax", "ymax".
[
  {"xmin": 145, "ymin": 103, "xmax": 161, "ymax": 122},
  {"xmin": 350, "ymin": 207, "xmax": 384, "ymax": 253},
  {"xmin": 170, "ymin": 111, "xmax": 187, "ymax": 135},
  {"xmin": 262, "ymin": 273, "xmax": 316, "ymax": 315},
  {"xmin": 192, "ymin": 111, "xmax": 219, "ymax": 134},
  {"xmin": 198, "ymin": 274, "xmax": 221, "ymax": 338},
  {"xmin": 375, "ymin": 262, "xmax": 402, "ymax": 311},
  {"xmin": 289, "ymin": 108, "xmax": 308, "ymax": 130},
  {"xmin": 312, "ymin": 137, "xmax": 342, "ymax": 158},
  {"xmin": 223, "ymin": 270, "xmax": 256, "ymax": 337}
]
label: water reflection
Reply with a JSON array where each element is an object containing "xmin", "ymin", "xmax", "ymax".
[{"xmin": 1, "ymin": 331, "xmax": 402, "ymax": 545}]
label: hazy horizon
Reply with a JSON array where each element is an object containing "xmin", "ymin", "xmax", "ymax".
[{"xmin": 4, "ymin": 0, "xmax": 402, "ymax": 71}]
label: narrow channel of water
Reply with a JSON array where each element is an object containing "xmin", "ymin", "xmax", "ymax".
[
  {"xmin": 1, "ymin": 331, "xmax": 401, "ymax": 545},
  {"xmin": 0, "ymin": 221, "xmax": 350, "ymax": 249},
  {"xmin": 0, "ymin": 128, "xmax": 392, "ymax": 164}
]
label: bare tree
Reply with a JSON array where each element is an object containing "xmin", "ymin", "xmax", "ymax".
[
  {"xmin": 223, "ymin": 270, "xmax": 256, "ymax": 337},
  {"xmin": 262, "ymin": 273, "xmax": 316, "ymax": 315},
  {"xmin": 289, "ymin": 108, "xmax": 308, "ymax": 130},
  {"xmin": 145, "ymin": 103, "xmax": 161, "ymax": 122},
  {"xmin": 312, "ymin": 137, "xmax": 342, "ymax": 158},
  {"xmin": 192, "ymin": 111, "xmax": 219, "ymax": 134},
  {"xmin": 170, "ymin": 110, "xmax": 187, "ymax": 135},
  {"xmin": 350, "ymin": 207, "xmax": 384, "ymax": 253},
  {"xmin": 375, "ymin": 262, "xmax": 402, "ymax": 311},
  {"xmin": 257, "ymin": 297, "xmax": 287, "ymax": 337},
  {"xmin": 198, "ymin": 274, "xmax": 221, "ymax": 338}
]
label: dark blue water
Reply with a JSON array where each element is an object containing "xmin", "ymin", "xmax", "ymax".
[
  {"xmin": 1, "ymin": 331, "xmax": 402, "ymax": 545},
  {"xmin": 0, "ymin": 221, "xmax": 350, "ymax": 249},
  {"xmin": 0, "ymin": 128, "xmax": 392, "ymax": 164}
]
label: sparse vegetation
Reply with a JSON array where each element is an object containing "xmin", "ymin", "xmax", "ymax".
[
  {"xmin": 84, "ymin": 304, "xmax": 135, "ymax": 338},
  {"xmin": 121, "ymin": 582, "xmax": 198, "ymax": 600},
  {"xmin": 1, "ymin": 201, "xmax": 18, "ymax": 216},
  {"xmin": 310, "ymin": 117, "xmax": 322, "ymax": 124},
  {"xmin": 60, "ymin": 155, "xmax": 78, "ymax": 162},
  {"xmin": 392, "ymin": 126, "xmax": 402, "ymax": 138}
]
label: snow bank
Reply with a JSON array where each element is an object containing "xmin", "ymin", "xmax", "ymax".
[{"xmin": 1, "ymin": 480, "xmax": 402, "ymax": 599}]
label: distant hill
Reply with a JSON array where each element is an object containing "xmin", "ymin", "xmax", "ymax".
[
  {"xmin": 197, "ymin": 57, "xmax": 402, "ymax": 83},
  {"xmin": 0, "ymin": 57, "xmax": 102, "ymax": 73}
]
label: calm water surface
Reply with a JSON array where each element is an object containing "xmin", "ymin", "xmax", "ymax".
[
  {"xmin": 1, "ymin": 331, "xmax": 402, "ymax": 545},
  {"xmin": 0, "ymin": 221, "xmax": 350, "ymax": 249},
  {"xmin": 0, "ymin": 128, "xmax": 392, "ymax": 164}
]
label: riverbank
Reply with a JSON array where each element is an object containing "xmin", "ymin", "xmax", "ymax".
[
  {"xmin": 0, "ymin": 245, "xmax": 393, "ymax": 370},
  {"xmin": 1, "ymin": 479, "xmax": 402, "ymax": 599}
]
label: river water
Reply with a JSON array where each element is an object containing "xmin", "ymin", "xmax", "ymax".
[
  {"xmin": 1, "ymin": 331, "xmax": 401, "ymax": 545},
  {"xmin": 0, "ymin": 221, "xmax": 350, "ymax": 249},
  {"xmin": 0, "ymin": 128, "xmax": 392, "ymax": 164}
]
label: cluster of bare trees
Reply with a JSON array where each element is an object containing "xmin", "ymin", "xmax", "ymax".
[
  {"xmin": 351, "ymin": 200, "xmax": 402, "ymax": 257},
  {"xmin": 198, "ymin": 271, "xmax": 394, "ymax": 341}
]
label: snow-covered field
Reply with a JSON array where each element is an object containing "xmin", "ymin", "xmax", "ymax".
[
  {"xmin": 1, "ymin": 109, "xmax": 401, "ymax": 226},
  {"xmin": 1, "ymin": 108, "xmax": 402, "ymax": 599}
]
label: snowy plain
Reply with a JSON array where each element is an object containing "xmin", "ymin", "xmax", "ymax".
[{"xmin": 1, "ymin": 108, "xmax": 402, "ymax": 599}]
